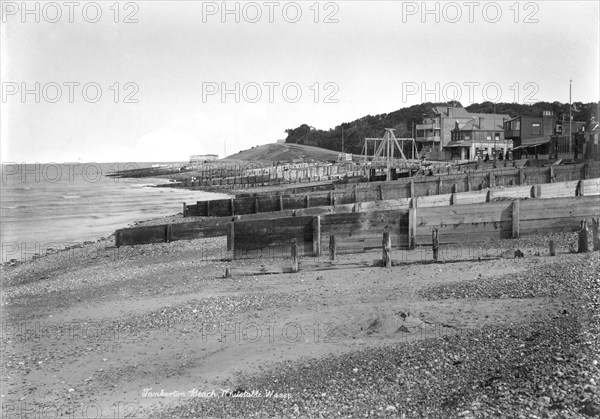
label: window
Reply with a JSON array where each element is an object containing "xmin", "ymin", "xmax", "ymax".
[
  {"xmin": 531, "ymin": 123, "xmax": 541, "ymax": 136},
  {"xmin": 514, "ymin": 120, "xmax": 520, "ymax": 131}
]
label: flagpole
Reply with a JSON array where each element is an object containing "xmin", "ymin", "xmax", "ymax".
[{"xmin": 569, "ymin": 78, "xmax": 572, "ymax": 157}]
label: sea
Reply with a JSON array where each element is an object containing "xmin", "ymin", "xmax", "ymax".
[{"xmin": 1, "ymin": 162, "xmax": 230, "ymax": 262}]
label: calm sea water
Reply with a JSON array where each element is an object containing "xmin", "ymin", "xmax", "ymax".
[{"xmin": 1, "ymin": 162, "xmax": 229, "ymax": 261}]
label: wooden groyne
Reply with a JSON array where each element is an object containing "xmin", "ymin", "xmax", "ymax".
[
  {"xmin": 229, "ymin": 195, "xmax": 600, "ymax": 259},
  {"xmin": 182, "ymin": 162, "xmax": 599, "ymax": 218},
  {"xmin": 114, "ymin": 176, "xmax": 600, "ymax": 248}
]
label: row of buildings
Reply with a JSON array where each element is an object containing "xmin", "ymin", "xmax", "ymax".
[{"xmin": 415, "ymin": 105, "xmax": 599, "ymax": 161}]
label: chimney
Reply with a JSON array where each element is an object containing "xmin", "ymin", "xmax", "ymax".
[
  {"xmin": 479, "ymin": 117, "xmax": 484, "ymax": 129},
  {"xmin": 542, "ymin": 111, "xmax": 554, "ymax": 136},
  {"xmin": 447, "ymin": 107, "xmax": 453, "ymax": 117}
]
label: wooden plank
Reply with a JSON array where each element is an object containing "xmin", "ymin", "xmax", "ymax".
[
  {"xmin": 170, "ymin": 222, "xmax": 229, "ymax": 240},
  {"xmin": 519, "ymin": 196, "xmax": 600, "ymax": 215},
  {"xmin": 166, "ymin": 224, "xmax": 172, "ymax": 242},
  {"xmin": 582, "ymin": 178, "xmax": 600, "ymax": 195},
  {"xmin": 313, "ymin": 216, "xmax": 321, "ymax": 257},
  {"xmin": 415, "ymin": 225, "xmax": 511, "ymax": 245},
  {"xmin": 492, "ymin": 185, "xmax": 533, "ymax": 199},
  {"xmin": 456, "ymin": 190, "xmax": 488, "ymax": 205},
  {"xmin": 418, "ymin": 194, "xmax": 453, "ymax": 207},
  {"xmin": 291, "ymin": 239, "xmax": 299, "ymax": 272},
  {"xmin": 432, "ymin": 228, "xmax": 439, "ymax": 261},
  {"xmin": 512, "ymin": 199, "xmax": 520, "ymax": 239},
  {"xmin": 329, "ymin": 235, "xmax": 337, "ymax": 260},
  {"xmin": 229, "ymin": 266, "xmax": 293, "ymax": 276},
  {"xmin": 538, "ymin": 180, "xmax": 579, "ymax": 198},
  {"xmin": 227, "ymin": 222, "xmax": 234, "ymax": 252},
  {"xmin": 117, "ymin": 225, "xmax": 167, "ymax": 246},
  {"xmin": 299, "ymin": 260, "xmax": 373, "ymax": 271},
  {"xmin": 409, "ymin": 207, "xmax": 417, "ymax": 249},
  {"xmin": 519, "ymin": 199, "xmax": 600, "ymax": 221},
  {"xmin": 418, "ymin": 201, "xmax": 512, "ymax": 226},
  {"xmin": 382, "ymin": 230, "xmax": 392, "ymax": 267}
]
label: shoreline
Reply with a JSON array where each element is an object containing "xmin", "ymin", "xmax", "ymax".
[{"xmin": 2, "ymin": 230, "xmax": 598, "ymax": 418}]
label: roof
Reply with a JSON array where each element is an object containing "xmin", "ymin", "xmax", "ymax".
[
  {"xmin": 432, "ymin": 106, "xmax": 471, "ymax": 118},
  {"xmin": 445, "ymin": 140, "xmax": 472, "ymax": 147},
  {"xmin": 469, "ymin": 113, "xmax": 512, "ymax": 130}
]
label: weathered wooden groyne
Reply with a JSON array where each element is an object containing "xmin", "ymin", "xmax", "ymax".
[
  {"xmin": 182, "ymin": 162, "xmax": 599, "ymax": 218},
  {"xmin": 229, "ymin": 195, "xmax": 600, "ymax": 259},
  {"xmin": 114, "ymin": 175, "xmax": 600, "ymax": 249}
]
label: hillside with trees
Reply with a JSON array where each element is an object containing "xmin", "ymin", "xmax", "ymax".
[{"xmin": 284, "ymin": 101, "xmax": 599, "ymax": 154}]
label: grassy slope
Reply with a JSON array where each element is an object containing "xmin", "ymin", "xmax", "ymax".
[{"xmin": 224, "ymin": 143, "xmax": 345, "ymax": 163}]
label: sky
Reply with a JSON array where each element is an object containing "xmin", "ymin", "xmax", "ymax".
[{"xmin": 1, "ymin": 0, "xmax": 599, "ymax": 163}]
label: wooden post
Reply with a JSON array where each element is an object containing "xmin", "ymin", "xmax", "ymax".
[
  {"xmin": 592, "ymin": 218, "xmax": 600, "ymax": 251},
  {"xmin": 518, "ymin": 169, "xmax": 524, "ymax": 185},
  {"xmin": 578, "ymin": 220, "xmax": 589, "ymax": 253},
  {"xmin": 230, "ymin": 198, "xmax": 235, "ymax": 216},
  {"xmin": 183, "ymin": 202, "xmax": 187, "ymax": 217},
  {"xmin": 452, "ymin": 183, "xmax": 457, "ymax": 193},
  {"xmin": 437, "ymin": 177, "xmax": 442, "ymax": 195},
  {"xmin": 224, "ymin": 267, "xmax": 231, "ymax": 278},
  {"xmin": 291, "ymin": 239, "xmax": 299, "ymax": 272},
  {"xmin": 379, "ymin": 184, "xmax": 384, "ymax": 200},
  {"xmin": 329, "ymin": 235, "xmax": 337, "ymax": 261},
  {"xmin": 576, "ymin": 180, "xmax": 585, "ymax": 197},
  {"xmin": 548, "ymin": 240, "xmax": 556, "ymax": 256},
  {"xmin": 312, "ymin": 216, "xmax": 321, "ymax": 257},
  {"xmin": 466, "ymin": 176, "xmax": 471, "ymax": 192},
  {"xmin": 279, "ymin": 195, "xmax": 284, "ymax": 211},
  {"xmin": 227, "ymin": 222, "xmax": 235, "ymax": 252},
  {"xmin": 408, "ymin": 207, "xmax": 417, "ymax": 249},
  {"xmin": 382, "ymin": 230, "xmax": 392, "ymax": 268},
  {"xmin": 305, "ymin": 194, "xmax": 310, "ymax": 208},
  {"xmin": 329, "ymin": 191, "xmax": 333, "ymax": 206},
  {"xmin": 549, "ymin": 166, "xmax": 555, "ymax": 183},
  {"xmin": 451, "ymin": 193, "xmax": 457, "ymax": 205},
  {"xmin": 488, "ymin": 172, "xmax": 495, "ymax": 188},
  {"xmin": 166, "ymin": 224, "xmax": 172, "ymax": 243},
  {"xmin": 512, "ymin": 199, "xmax": 520, "ymax": 239},
  {"xmin": 410, "ymin": 179, "xmax": 415, "ymax": 198},
  {"xmin": 432, "ymin": 228, "xmax": 439, "ymax": 261},
  {"xmin": 354, "ymin": 183, "xmax": 359, "ymax": 203},
  {"xmin": 486, "ymin": 189, "xmax": 493, "ymax": 202}
]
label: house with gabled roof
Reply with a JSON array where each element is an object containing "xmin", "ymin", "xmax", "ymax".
[
  {"xmin": 415, "ymin": 105, "xmax": 473, "ymax": 159},
  {"xmin": 448, "ymin": 112, "xmax": 512, "ymax": 161}
]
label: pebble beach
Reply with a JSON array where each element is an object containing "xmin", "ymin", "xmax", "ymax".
[{"xmin": 1, "ymin": 215, "xmax": 599, "ymax": 418}]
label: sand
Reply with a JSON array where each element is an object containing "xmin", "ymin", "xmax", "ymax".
[{"xmin": 1, "ymin": 224, "xmax": 598, "ymax": 418}]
